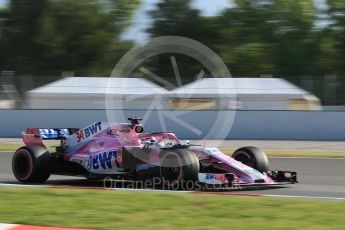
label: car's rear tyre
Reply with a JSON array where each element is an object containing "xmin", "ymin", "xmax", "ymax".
[
  {"xmin": 159, "ymin": 148, "xmax": 199, "ymax": 189},
  {"xmin": 232, "ymin": 146, "xmax": 269, "ymax": 173},
  {"xmin": 12, "ymin": 146, "xmax": 52, "ymax": 183}
]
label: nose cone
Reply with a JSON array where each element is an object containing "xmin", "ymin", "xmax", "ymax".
[{"xmin": 237, "ymin": 166, "xmax": 267, "ymax": 183}]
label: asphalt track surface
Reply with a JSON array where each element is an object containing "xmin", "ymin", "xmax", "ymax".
[{"xmin": 1, "ymin": 151, "xmax": 345, "ymax": 198}]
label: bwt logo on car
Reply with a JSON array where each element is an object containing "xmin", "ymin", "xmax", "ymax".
[
  {"xmin": 205, "ymin": 174, "xmax": 217, "ymax": 180},
  {"xmin": 91, "ymin": 150, "xmax": 118, "ymax": 170},
  {"xmin": 76, "ymin": 122, "xmax": 102, "ymax": 143}
]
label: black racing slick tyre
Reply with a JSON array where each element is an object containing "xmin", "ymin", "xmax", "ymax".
[
  {"xmin": 232, "ymin": 146, "xmax": 269, "ymax": 173},
  {"xmin": 12, "ymin": 146, "xmax": 52, "ymax": 183},
  {"xmin": 159, "ymin": 148, "xmax": 199, "ymax": 189}
]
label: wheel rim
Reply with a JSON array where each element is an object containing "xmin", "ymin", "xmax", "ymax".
[{"xmin": 13, "ymin": 150, "xmax": 33, "ymax": 181}]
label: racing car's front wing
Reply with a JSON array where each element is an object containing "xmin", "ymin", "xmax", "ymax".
[{"xmin": 197, "ymin": 170, "xmax": 297, "ymax": 188}]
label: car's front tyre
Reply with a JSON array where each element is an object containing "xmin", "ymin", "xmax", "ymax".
[{"xmin": 232, "ymin": 146, "xmax": 269, "ymax": 173}]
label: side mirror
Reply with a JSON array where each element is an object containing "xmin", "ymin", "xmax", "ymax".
[
  {"xmin": 142, "ymin": 138, "xmax": 155, "ymax": 146},
  {"xmin": 181, "ymin": 140, "xmax": 190, "ymax": 145}
]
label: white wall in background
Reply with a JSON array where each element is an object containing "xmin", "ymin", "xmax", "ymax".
[{"xmin": 0, "ymin": 109, "xmax": 344, "ymax": 140}]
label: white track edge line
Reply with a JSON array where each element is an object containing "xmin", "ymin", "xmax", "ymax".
[{"xmin": 0, "ymin": 223, "xmax": 18, "ymax": 230}]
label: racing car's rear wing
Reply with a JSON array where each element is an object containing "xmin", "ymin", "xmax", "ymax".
[
  {"xmin": 25, "ymin": 128, "xmax": 80, "ymax": 140},
  {"xmin": 22, "ymin": 128, "xmax": 79, "ymax": 147}
]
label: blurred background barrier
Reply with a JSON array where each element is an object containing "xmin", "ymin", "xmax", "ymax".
[
  {"xmin": 1, "ymin": 109, "xmax": 345, "ymax": 140},
  {"xmin": 23, "ymin": 77, "xmax": 321, "ymax": 111}
]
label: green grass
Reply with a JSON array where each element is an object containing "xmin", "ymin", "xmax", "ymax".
[
  {"xmin": 0, "ymin": 145, "xmax": 55, "ymax": 152},
  {"xmin": 0, "ymin": 187, "xmax": 344, "ymax": 229},
  {"xmin": 0, "ymin": 145, "xmax": 20, "ymax": 151},
  {"xmin": 2, "ymin": 145, "xmax": 345, "ymax": 158}
]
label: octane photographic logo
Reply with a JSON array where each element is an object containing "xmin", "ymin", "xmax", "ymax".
[
  {"xmin": 103, "ymin": 177, "xmax": 242, "ymax": 191},
  {"xmin": 105, "ymin": 36, "xmax": 237, "ymax": 143}
]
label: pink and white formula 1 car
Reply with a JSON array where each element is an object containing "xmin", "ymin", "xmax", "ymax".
[{"xmin": 12, "ymin": 118, "xmax": 297, "ymax": 189}]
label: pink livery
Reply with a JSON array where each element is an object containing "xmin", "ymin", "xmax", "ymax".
[{"xmin": 13, "ymin": 118, "xmax": 297, "ymax": 189}]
